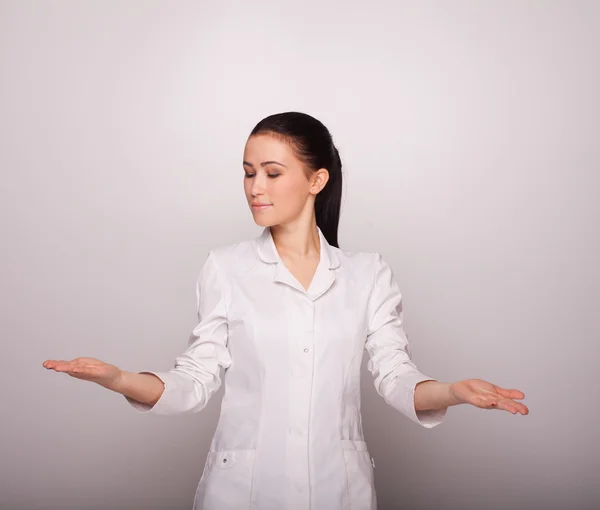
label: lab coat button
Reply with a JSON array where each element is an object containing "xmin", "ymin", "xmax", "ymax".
[{"xmin": 303, "ymin": 348, "xmax": 309, "ymax": 353}]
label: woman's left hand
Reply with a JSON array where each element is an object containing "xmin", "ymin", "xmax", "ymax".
[{"xmin": 449, "ymin": 379, "xmax": 529, "ymax": 415}]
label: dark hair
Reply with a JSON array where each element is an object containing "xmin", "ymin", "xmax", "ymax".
[{"xmin": 249, "ymin": 112, "xmax": 343, "ymax": 248}]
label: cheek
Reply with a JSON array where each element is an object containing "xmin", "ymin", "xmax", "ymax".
[{"xmin": 275, "ymin": 176, "xmax": 308, "ymax": 203}]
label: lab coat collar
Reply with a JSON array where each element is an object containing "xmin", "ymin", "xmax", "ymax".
[
  {"xmin": 255, "ymin": 226, "xmax": 340, "ymax": 269},
  {"xmin": 255, "ymin": 226, "xmax": 340, "ymax": 299}
]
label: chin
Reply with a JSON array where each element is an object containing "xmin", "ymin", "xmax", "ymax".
[{"xmin": 251, "ymin": 215, "xmax": 278, "ymax": 228}]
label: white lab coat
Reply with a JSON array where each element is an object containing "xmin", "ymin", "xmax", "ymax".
[{"xmin": 126, "ymin": 227, "xmax": 446, "ymax": 510}]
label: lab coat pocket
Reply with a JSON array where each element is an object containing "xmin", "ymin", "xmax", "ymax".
[
  {"xmin": 193, "ymin": 449, "xmax": 256, "ymax": 510},
  {"xmin": 341, "ymin": 439, "xmax": 376, "ymax": 510}
]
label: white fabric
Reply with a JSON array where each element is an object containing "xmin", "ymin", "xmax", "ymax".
[{"xmin": 126, "ymin": 227, "xmax": 446, "ymax": 509}]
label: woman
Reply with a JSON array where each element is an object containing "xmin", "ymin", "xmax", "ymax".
[{"xmin": 43, "ymin": 112, "xmax": 529, "ymax": 510}]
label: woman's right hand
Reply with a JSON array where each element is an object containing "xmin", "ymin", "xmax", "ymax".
[{"xmin": 43, "ymin": 357, "xmax": 123, "ymax": 391}]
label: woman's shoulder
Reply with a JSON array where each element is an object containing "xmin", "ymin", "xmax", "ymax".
[
  {"xmin": 329, "ymin": 246, "xmax": 388, "ymax": 279},
  {"xmin": 331, "ymin": 233, "xmax": 391, "ymax": 259},
  {"xmin": 205, "ymin": 237, "xmax": 257, "ymax": 266},
  {"xmin": 331, "ymin": 245, "xmax": 378, "ymax": 262}
]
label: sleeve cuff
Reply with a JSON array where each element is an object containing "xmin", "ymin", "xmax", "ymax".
[
  {"xmin": 123, "ymin": 371, "xmax": 170, "ymax": 414},
  {"xmin": 387, "ymin": 371, "xmax": 448, "ymax": 428}
]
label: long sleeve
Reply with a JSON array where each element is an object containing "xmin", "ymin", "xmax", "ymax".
[
  {"xmin": 125, "ymin": 250, "xmax": 232, "ymax": 414},
  {"xmin": 364, "ymin": 253, "xmax": 446, "ymax": 428}
]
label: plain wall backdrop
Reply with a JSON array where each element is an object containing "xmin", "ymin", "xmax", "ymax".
[{"xmin": 1, "ymin": 1, "xmax": 598, "ymax": 509}]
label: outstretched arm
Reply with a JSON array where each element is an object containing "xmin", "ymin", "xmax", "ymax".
[
  {"xmin": 365, "ymin": 253, "xmax": 529, "ymax": 425},
  {"xmin": 42, "ymin": 357, "xmax": 165, "ymax": 407},
  {"xmin": 415, "ymin": 379, "xmax": 529, "ymax": 415},
  {"xmin": 44, "ymin": 251, "xmax": 231, "ymax": 416},
  {"xmin": 365, "ymin": 253, "xmax": 447, "ymax": 428}
]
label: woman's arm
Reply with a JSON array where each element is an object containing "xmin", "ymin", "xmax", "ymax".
[
  {"xmin": 364, "ymin": 253, "xmax": 447, "ymax": 428},
  {"xmin": 123, "ymin": 250, "xmax": 232, "ymax": 414},
  {"xmin": 415, "ymin": 379, "xmax": 529, "ymax": 415},
  {"xmin": 44, "ymin": 250, "xmax": 231, "ymax": 415},
  {"xmin": 114, "ymin": 371, "xmax": 165, "ymax": 407},
  {"xmin": 42, "ymin": 357, "xmax": 165, "ymax": 406},
  {"xmin": 414, "ymin": 381, "xmax": 455, "ymax": 411}
]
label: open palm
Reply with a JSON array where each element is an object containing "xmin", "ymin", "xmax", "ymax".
[
  {"xmin": 450, "ymin": 379, "xmax": 529, "ymax": 415},
  {"xmin": 42, "ymin": 357, "xmax": 121, "ymax": 389}
]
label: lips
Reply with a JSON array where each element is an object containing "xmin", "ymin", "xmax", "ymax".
[{"xmin": 251, "ymin": 203, "xmax": 272, "ymax": 209}]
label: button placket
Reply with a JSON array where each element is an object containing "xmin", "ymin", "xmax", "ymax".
[{"xmin": 286, "ymin": 296, "xmax": 315, "ymax": 510}]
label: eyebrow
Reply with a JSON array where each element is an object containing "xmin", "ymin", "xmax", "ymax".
[{"xmin": 243, "ymin": 160, "xmax": 287, "ymax": 168}]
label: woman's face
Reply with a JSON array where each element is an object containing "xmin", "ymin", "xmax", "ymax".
[{"xmin": 243, "ymin": 134, "xmax": 325, "ymax": 228}]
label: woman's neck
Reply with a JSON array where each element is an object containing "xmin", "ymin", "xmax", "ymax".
[{"xmin": 271, "ymin": 218, "xmax": 320, "ymax": 259}]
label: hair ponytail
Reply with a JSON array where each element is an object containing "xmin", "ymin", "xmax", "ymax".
[{"xmin": 314, "ymin": 145, "xmax": 342, "ymax": 248}]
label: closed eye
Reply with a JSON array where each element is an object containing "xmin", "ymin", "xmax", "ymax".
[{"xmin": 244, "ymin": 173, "xmax": 280, "ymax": 179}]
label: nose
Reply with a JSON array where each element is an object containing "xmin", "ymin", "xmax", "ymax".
[{"xmin": 250, "ymin": 173, "xmax": 267, "ymax": 197}]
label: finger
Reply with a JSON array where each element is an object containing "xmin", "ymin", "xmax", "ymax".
[
  {"xmin": 497, "ymin": 396, "xmax": 529, "ymax": 415},
  {"xmin": 496, "ymin": 398, "xmax": 530, "ymax": 415},
  {"xmin": 502, "ymin": 389, "xmax": 525, "ymax": 400},
  {"xmin": 57, "ymin": 361, "xmax": 89, "ymax": 374},
  {"xmin": 49, "ymin": 360, "xmax": 72, "ymax": 372},
  {"xmin": 514, "ymin": 402, "xmax": 529, "ymax": 415},
  {"xmin": 493, "ymin": 386, "xmax": 525, "ymax": 400},
  {"xmin": 43, "ymin": 359, "xmax": 63, "ymax": 368}
]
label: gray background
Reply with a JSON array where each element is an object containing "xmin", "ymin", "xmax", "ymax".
[{"xmin": 1, "ymin": 1, "xmax": 598, "ymax": 509}]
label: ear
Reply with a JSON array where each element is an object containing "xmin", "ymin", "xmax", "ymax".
[{"xmin": 309, "ymin": 168, "xmax": 330, "ymax": 195}]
